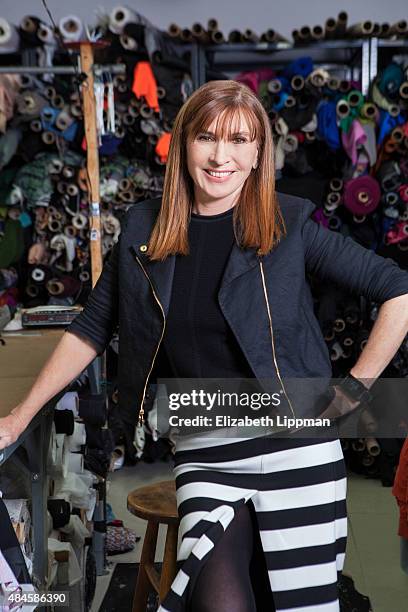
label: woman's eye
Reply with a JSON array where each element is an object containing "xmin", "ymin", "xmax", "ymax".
[
  {"xmin": 233, "ymin": 137, "xmax": 246, "ymax": 144},
  {"xmin": 197, "ymin": 135, "xmax": 213, "ymax": 141}
]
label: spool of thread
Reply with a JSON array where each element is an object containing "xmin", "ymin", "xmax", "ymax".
[
  {"xmin": 0, "ymin": 18, "xmax": 19, "ymax": 54},
  {"xmin": 58, "ymin": 15, "xmax": 83, "ymax": 42}
]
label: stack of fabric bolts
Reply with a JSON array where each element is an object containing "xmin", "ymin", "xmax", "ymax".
[{"xmin": 0, "ymin": 10, "xmax": 194, "ymax": 314}]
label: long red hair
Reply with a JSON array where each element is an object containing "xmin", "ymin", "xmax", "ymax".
[{"xmin": 147, "ymin": 80, "xmax": 286, "ymax": 260}]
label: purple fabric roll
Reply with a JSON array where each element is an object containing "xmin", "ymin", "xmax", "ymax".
[{"xmin": 343, "ymin": 176, "xmax": 381, "ymax": 215}]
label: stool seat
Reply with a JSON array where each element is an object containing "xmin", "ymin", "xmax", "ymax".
[
  {"xmin": 127, "ymin": 480, "xmax": 180, "ymax": 611},
  {"xmin": 127, "ymin": 479, "xmax": 178, "ymax": 523}
]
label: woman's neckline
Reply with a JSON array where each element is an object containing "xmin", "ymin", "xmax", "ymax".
[{"xmin": 191, "ymin": 207, "xmax": 234, "ymax": 221}]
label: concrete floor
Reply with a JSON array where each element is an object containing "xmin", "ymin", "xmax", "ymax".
[{"xmin": 91, "ymin": 460, "xmax": 408, "ymax": 612}]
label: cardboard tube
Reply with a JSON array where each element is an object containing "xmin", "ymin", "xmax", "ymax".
[
  {"xmin": 298, "ymin": 25, "xmax": 312, "ymax": 42},
  {"xmin": 243, "ymin": 29, "xmax": 259, "ymax": 43},
  {"xmin": 339, "ymin": 80, "xmax": 351, "ymax": 93},
  {"xmin": 55, "ymin": 110, "xmax": 74, "ymax": 131},
  {"xmin": 399, "ymin": 82, "xmax": 408, "ymax": 99},
  {"xmin": 42, "ymin": 131, "xmax": 56, "ymax": 145},
  {"xmin": 326, "ymin": 192, "xmax": 342, "ymax": 210},
  {"xmin": 228, "ymin": 30, "xmax": 244, "ymax": 43},
  {"xmin": 37, "ymin": 24, "xmax": 54, "ymax": 44},
  {"xmin": 268, "ymin": 79, "xmax": 282, "ymax": 93},
  {"xmin": 180, "ymin": 28, "xmax": 193, "ymax": 42},
  {"xmin": 309, "ymin": 69, "xmax": 328, "ymax": 88},
  {"xmin": 325, "ymin": 17, "xmax": 337, "ymax": 39},
  {"xmin": 329, "ymin": 178, "xmax": 343, "ymax": 192},
  {"xmin": 392, "ymin": 127, "xmax": 404, "ymax": 142},
  {"xmin": 336, "ymin": 99, "xmax": 350, "ymax": 118},
  {"xmin": 335, "ymin": 11, "xmax": 348, "ymax": 37},
  {"xmin": 361, "ymin": 102, "xmax": 378, "ymax": 120},
  {"xmin": 352, "ymin": 438, "xmax": 366, "ymax": 452},
  {"xmin": 284, "ymin": 95, "xmax": 296, "ymax": 108},
  {"xmin": 390, "ymin": 20, "xmax": 408, "ymax": 36},
  {"xmin": 168, "ymin": 23, "xmax": 181, "ymax": 38},
  {"xmin": 327, "ymin": 77, "xmax": 341, "ymax": 91},
  {"xmin": 311, "ymin": 25, "xmax": 324, "ymax": 40},
  {"xmin": 52, "ymin": 95, "xmax": 65, "ymax": 109},
  {"xmin": 379, "ymin": 23, "xmax": 390, "ymax": 38},
  {"xmin": 30, "ymin": 119, "xmax": 42, "ymax": 132},
  {"xmin": 207, "ymin": 19, "xmax": 219, "ymax": 32},
  {"xmin": 58, "ymin": 15, "xmax": 83, "ymax": 42},
  {"xmin": 328, "ymin": 215, "xmax": 342, "ymax": 231},
  {"xmin": 211, "ymin": 31, "xmax": 225, "ymax": 44},
  {"xmin": 388, "ymin": 104, "xmax": 401, "ymax": 117},
  {"xmin": 20, "ymin": 16, "xmax": 38, "ymax": 33},
  {"xmin": 366, "ymin": 437, "xmax": 381, "ymax": 456},
  {"xmin": 64, "ymin": 225, "xmax": 76, "ymax": 238},
  {"xmin": 120, "ymin": 34, "xmax": 138, "ymax": 50},
  {"xmin": 109, "ymin": 6, "xmax": 137, "ymax": 35},
  {"xmin": 0, "ymin": 18, "xmax": 19, "ymax": 54},
  {"xmin": 347, "ymin": 21, "xmax": 374, "ymax": 37},
  {"xmin": 291, "ymin": 75, "xmax": 305, "ymax": 91},
  {"xmin": 192, "ymin": 23, "xmax": 210, "ymax": 43},
  {"xmin": 292, "ymin": 30, "xmax": 301, "ymax": 44}
]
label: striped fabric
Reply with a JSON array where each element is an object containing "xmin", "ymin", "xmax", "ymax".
[{"xmin": 158, "ymin": 436, "xmax": 347, "ymax": 612}]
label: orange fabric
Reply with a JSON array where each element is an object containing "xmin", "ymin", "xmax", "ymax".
[
  {"xmin": 393, "ymin": 438, "xmax": 408, "ymax": 538},
  {"xmin": 132, "ymin": 62, "xmax": 159, "ymax": 112},
  {"xmin": 155, "ymin": 132, "xmax": 171, "ymax": 163}
]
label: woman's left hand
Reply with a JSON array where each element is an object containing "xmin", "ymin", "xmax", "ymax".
[{"xmin": 318, "ymin": 385, "xmax": 361, "ymax": 422}]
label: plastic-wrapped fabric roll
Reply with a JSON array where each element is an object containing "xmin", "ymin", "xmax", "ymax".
[
  {"xmin": 377, "ymin": 160, "xmax": 402, "ymax": 192},
  {"xmin": 67, "ymin": 452, "xmax": 84, "ymax": 474},
  {"xmin": 67, "ymin": 422, "xmax": 86, "ymax": 451},
  {"xmin": 58, "ymin": 15, "xmax": 83, "ymax": 42},
  {"xmin": 343, "ymin": 176, "xmax": 381, "ymax": 216},
  {"xmin": 56, "ymin": 391, "xmax": 79, "ymax": 417},
  {"xmin": 0, "ymin": 18, "xmax": 19, "ymax": 54},
  {"xmin": 378, "ymin": 63, "xmax": 404, "ymax": 101},
  {"xmin": 48, "ymin": 432, "xmax": 69, "ymax": 478}
]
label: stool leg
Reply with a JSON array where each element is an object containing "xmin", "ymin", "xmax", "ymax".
[
  {"xmin": 159, "ymin": 523, "xmax": 179, "ymax": 603},
  {"xmin": 132, "ymin": 521, "xmax": 159, "ymax": 612}
]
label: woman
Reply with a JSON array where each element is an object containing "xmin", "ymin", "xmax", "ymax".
[{"xmin": 1, "ymin": 80, "xmax": 408, "ymax": 612}]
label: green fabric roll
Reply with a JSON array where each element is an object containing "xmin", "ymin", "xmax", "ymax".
[{"xmin": 0, "ymin": 217, "xmax": 24, "ymax": 267}]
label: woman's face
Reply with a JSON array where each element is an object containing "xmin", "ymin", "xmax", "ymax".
[{"xmin": 186, "ymin": 112, "xmax": 259, "ymax": 209}]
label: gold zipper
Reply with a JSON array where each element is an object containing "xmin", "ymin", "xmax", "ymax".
[
  {"xmin": 135, "ymin": 255, "xmax": 166, "ymax": 426},
  {"xmin": 259, "ymin": 260, "xmax": 296, "ymax": 419}
]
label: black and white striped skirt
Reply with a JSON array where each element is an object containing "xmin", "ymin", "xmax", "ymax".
[{"xmin": 158, "ymin": 434, "xmax": 347, "ymax": 612}]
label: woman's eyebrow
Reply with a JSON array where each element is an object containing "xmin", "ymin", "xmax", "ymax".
[{"xmin": 199, "ymin": 130, "xmax": 251, "ymax": 136}]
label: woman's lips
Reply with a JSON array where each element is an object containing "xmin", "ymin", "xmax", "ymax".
[{"xmin": 204, "ymin": 169, "xmax": 236, "ymax": 182}]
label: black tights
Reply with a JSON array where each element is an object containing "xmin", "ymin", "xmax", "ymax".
[{"xmin": 187, "ymin": 501, "xmax": 275, "ymax": 612}]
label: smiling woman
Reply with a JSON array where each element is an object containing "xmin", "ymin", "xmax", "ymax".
[
  {"xmin": 186, "ymin": 115, "xmax": 259, "ymax": 214},
  {"xmin": 146, "ymin": 79, "xmax": 286, "ymax": 261}
]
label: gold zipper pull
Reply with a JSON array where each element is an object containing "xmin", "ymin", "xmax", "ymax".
[{"xmin": 138, "ymin": 407, "xmax": 145, "ymax": 426}]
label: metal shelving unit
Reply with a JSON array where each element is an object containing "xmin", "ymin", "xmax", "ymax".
[{"xmin": 190, "ymin": 37, "xmax": 408, "ymax": 94}]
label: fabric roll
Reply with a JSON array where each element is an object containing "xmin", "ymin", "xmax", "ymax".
[
  {"xmin": 47, "ymin": 498, "xmax": 71, "ymax": 529},
  {"xmin": 48, "ymin": 433, "xmax": 70, "ymax": 478},
  {"xmin": 67, "ymin": 421, "xmax": 86, "ymax": 451},
  {"xmin": 55, "ymin": 391, "xmax": 79, "ymax": 416},
  {"xmin": 0, "ymin": 18, "xmax": 19, "ymax": 54},
  {"xmin": 341, "ymin": 120, "xmax": 367, "ymax": 165},
  {"xmin": 109, "ymin": 6, "xmax": 138, "ymax": 35},
  {"xmin": 377, "ymin": 160, "xmax": 402, "ymax": 192},
  {"xmin": 78, "ymin": 393, "xmax": 107, "ymax": 426},
  {"xmin": 67, "ymin": 451, "xmax": 84, "ymax": 473},
  {"xmin": 54, "ymin": 409, "xmax": 75, "ymax": 435},
  {"xmin": 343, "ymin": 176, "xmax": 381, "ymax": 215},
  {"xmin": 317, "ymin": 101, "xmax": 340, "ymax": 149},
  {"xmin": 378, "ymin": 63, "xmax": 404, "ymax": 101},
  {"xmin": 58, "ymin": 15, "xmax": 83, "ymax": 42}
]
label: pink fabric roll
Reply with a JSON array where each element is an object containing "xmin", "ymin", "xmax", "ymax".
[
  {"xmin": 343, "ymin": 175, "xmax": 381, "ymax": 215},
  {"xmin": 341, "ymin": 119, "xmax": 367, "ymax": 165}
]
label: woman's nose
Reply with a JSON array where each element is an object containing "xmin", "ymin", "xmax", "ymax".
[{"xmin": 209, "ymin": 140, "xmax": 230, "ymax": 165}]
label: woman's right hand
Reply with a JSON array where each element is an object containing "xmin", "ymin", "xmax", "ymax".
[{"xmin": 0, "ymin": 411, "xmax": 28, "ymax": 451}]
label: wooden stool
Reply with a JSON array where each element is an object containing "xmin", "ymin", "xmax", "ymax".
[{"xmin": 127, "ymin": 480, "xmax": 179, "ymax": 612}]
